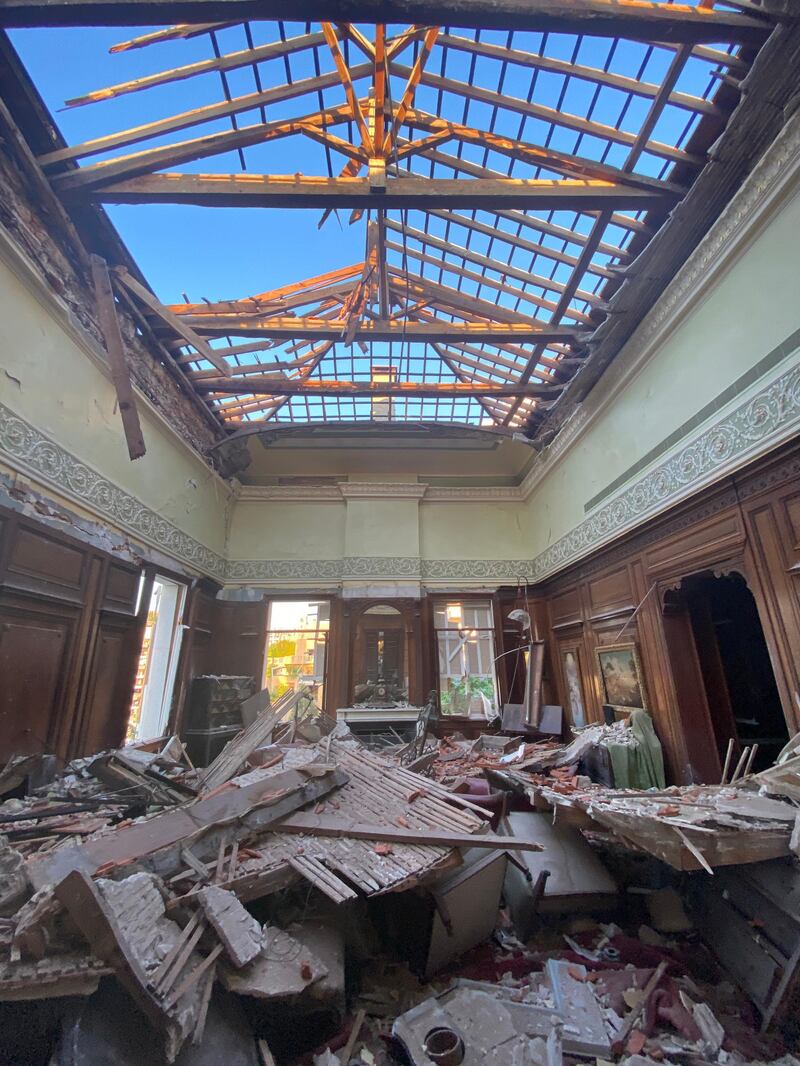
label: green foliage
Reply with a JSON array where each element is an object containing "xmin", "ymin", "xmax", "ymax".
[
  {"xmin": 268, "ymin": 637, "xmax": 297, "ymax": 659},
  {"xmin": 440, "ymin": 674, "xmax": 495, "ymax": 714}
]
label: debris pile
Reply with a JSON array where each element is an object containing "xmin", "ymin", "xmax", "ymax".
[{"xmin": 0, "ymin": 696, "xmax": 799, "ymax": 1065}]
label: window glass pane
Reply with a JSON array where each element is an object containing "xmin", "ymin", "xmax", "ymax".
[
  {"xmin": 265, "ymin": 600, "xmax": 329, "ymax": 706},
  {"xmin": 434, "ymin": 599, "xmax": 498, "ymax": 715}
]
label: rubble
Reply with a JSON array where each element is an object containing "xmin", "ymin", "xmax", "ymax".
[{"xmin": 0, "ymin": 706, "xmax": 798, "ymax": 1065}]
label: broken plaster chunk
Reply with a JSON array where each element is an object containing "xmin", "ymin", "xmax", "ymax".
[
  {"xmin": 196, "ymin": 884, "xmax": 262, "ymax": 969},
  {"xmin": 221, "ymin": 924, "xmax": 329, "ymax": 1001}
]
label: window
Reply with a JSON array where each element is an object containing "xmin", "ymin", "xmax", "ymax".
[
  {"xmin": 128, "ymin": 576, "xmax": 187, "ymax": 742},
  {"xmin": 434, "ymin": 599, "xmax": 499, "ymax": 715},
  {"xmin": 264, "ymin": 600, "xmax": 330, "ymax": 707}
]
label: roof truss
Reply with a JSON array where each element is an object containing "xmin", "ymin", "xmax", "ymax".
[{"xmin": 10, "ymin": 2, "xmax": 786, "ymax": 431}]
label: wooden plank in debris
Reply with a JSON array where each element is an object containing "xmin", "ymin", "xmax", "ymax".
[
  {"xmin": 27, "ymin": 766, "xmax": 347, "ymax": 889},
  {"xmin": 198, "ymin": 689, "xmax": 300, "ymax": 792},
  {"xmin": 89, "ymin": 254, "xmax": 146, "ymax": 461},
  {"xmin": 275, "ymin": 811, "xmax": 544, "ymax": 852}
]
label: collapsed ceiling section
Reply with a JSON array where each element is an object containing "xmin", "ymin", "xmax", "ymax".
[{"xmin": 7, "ymin": 2, "xmax": 780, "ymax": 431}]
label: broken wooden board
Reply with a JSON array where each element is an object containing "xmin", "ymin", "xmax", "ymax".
[
  {"xmin": 274, "ymin": 811, "xmax": 544, "ymax": 852},
  {"xmin": 0, "ymin": 950, "xmax": 111, "ymax": 1001},
  {"xmin": 504, "ymin": 811, "xmax": 617, "ymax": 927},
  {"xmin": 198, "ymin": 689, "xmax": 300, "ymax": 793},
  {"xmin": 28, "ymin": 765, "xmax": 347, "ymax": 889}
]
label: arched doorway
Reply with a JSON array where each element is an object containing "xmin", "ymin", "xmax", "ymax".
[{"xmin": 663, "ymin": 570, "xmax": 788, "ymax": 778}]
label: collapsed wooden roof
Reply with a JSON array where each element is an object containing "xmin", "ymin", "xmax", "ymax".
[{"xmin": 2, "ymin": 0, "xmax": 792, "ymax": 434}]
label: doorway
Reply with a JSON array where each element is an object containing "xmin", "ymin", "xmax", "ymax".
[
  {"xmin": 127, "ymin": 576, "xmax": 187, "ymax": 743},
  {"xmin": 677, "ymin": 571, "xmax": 788, "ymax": 773}
]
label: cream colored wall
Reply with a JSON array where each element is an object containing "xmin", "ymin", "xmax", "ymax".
[
  {"xmin": 344, "ymin": 498, "xmax": 419, "ymax": 558},
  {"xmin": 521, "ymin": 181, "xmax": 800, "ymax": 559},
  {"xmin": 419, "ymin": 502, "xmax": 526, "ymax": 561},
  {"xmin": 0, "ymin": 247, "xmax": 230, "ymax": 562},
  {"xmin": 227, "ymin": 500, "xmax": 346, "ymax": 561}
]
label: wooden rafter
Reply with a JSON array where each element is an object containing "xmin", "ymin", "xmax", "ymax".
[
  {"xmin": 321, "ymin": 22, "xmax": 374, "ymax": 155},
  {"xmin": 0, "ymin": 1, "xmax": 772, "ymax": 44},
  {"xmin": 172, "ymin": 314, "xmax": 581, "ymax": 343},
  {"xmin": 196, "ymin": 377, "xmax": 562, "ymax": 397},
  {"xmin": 78, "ymin": 173, "xmax": 673, "ymax": 210}
]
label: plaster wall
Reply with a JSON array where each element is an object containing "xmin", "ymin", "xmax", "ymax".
[
  {"xmin": 0, "ymin": 245, "xmax": 230, "ymax": 562},
  {"xmin": 521, "ymin": 180, "xmax": 800, "ymax": 561},
  {"xmin": 227, "ymin": 499, "xmax": 346, "ymax": 561},
  {"xmin": 419, "ymin": 501, "xmax": 526, "ymax": 561}
]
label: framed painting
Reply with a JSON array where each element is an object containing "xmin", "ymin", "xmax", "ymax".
[
  {"xmin": 561, "ymin": 647, "xmax": 587, "ymax": 728},
  {"xmin": 595, "ymin": 642, "xmax": 647, "ymax": 713}
]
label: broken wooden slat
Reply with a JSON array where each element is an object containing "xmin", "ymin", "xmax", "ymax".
[
  {"xmin": 27, "ymin": 766, "xmax": 348, "ymax": 889},
  {"xmin": 89, "ymin": 254, "xmax": 146, "ymax": 461},
  {"xmin": 198, "ymin": 688, "xmax": 299, "ymax": 792},
  {"xmin": 275, "ymin": 811, "xmax": 544, "ymax": 852},
  {"xmin": 288, "ymin": 853, "xmax": 358, "ymax": 903}
]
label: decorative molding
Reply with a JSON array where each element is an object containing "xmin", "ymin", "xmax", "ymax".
[
  {"xmin": 225, "ymin": 558, "xmax": 343, "ymax": 581},
  {"xmin": 421, "ymin": 559, "xmax": 533, "ymax": 581},
  {"xmin": 237, "ymin": 484, "xmax": 343, "ymax": 502},
  {"xmin": 342, "ymin": 556, "xmax": 422, "ymax": 577},
  {"xmin": 0, "ymin": 400, "xmax": 226, "ymax": 579},
  {"xmin": 423, "ymin": 484, "xmax": 523, "ymax": 501},
  {"xmin": 338, "ymin": 481, "xmax": 428, "ymax": 499}
]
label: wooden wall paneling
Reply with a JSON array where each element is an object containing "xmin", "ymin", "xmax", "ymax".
[
  {"xmin": 0, "ymin": 595, "xmax": 79, "ymax": 761},
  {"xmin": 169, "ymin": 581, "xmax": 217, "ymax": 734},
  {"xmin": 206, "ymin": 599, "xmax": 268, "ymax": 681},
  {"xmin": 742, "ymin": 494, "xmax": 800, "ymax": 735},
  {"xmin": 325, "ymin": 595, "xmax": 348, "ymax": 715},
  {"xmin": 642, "ymin": 504, "xmax": 746, "ymax": 580},
  {"xmin": 77, "ymin": 557, "xmax": 149, "ymax": 754},
  {"xmin": 3, "ymin": 521, "xmax": 91, "ymax": 605},
  {"xmin": 79, "ymin": 611, "xmax": 142, "ymax": 753}
]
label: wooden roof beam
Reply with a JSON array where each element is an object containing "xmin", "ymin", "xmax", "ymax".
[
  {"xmin": 391, "ymin": 63, "xmax": 704, "ymax": 167},
  {"xmin": 196, "ymin": 377, "xmax": 562, "ymax": 398},
  {"xmin": 384, "ymin": 239, "xmax": 594, "ymax": 324},
  {"xmin": 383, "ymin": 218, "xmax": 604, "ymax": 306},
  {"xmin": 0, "ymin": 1, "xmax": 771, "ymax": 44},
  {"xmin": 63, "ymin": 29, "xmax": 333, "ymax": 108},
  {"xmin": 51, "ymin": 104, "xmax": 355, "ymax": 189},
  {"xmin": 39, "ymin": 63, "xmax": 373, "ymax": 167},
  {"xmin": 176, "ymin": 314, "xmax": 582, "ymax": 343},
  {"xmin": 80, "ymin": 173, "xmax": 673, "ymax": 210},
  {"xmin": 435, "ymin": 33, "xmax": 725, "ymax": 118}
]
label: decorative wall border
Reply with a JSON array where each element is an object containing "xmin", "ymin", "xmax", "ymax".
[
  {"xmin": 528, "ymin": 353, "xmax": 800, "ymax": 582},
  {"xmin": 0, "ymin": 400, "xmax": 226, "ymax": 580}
]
